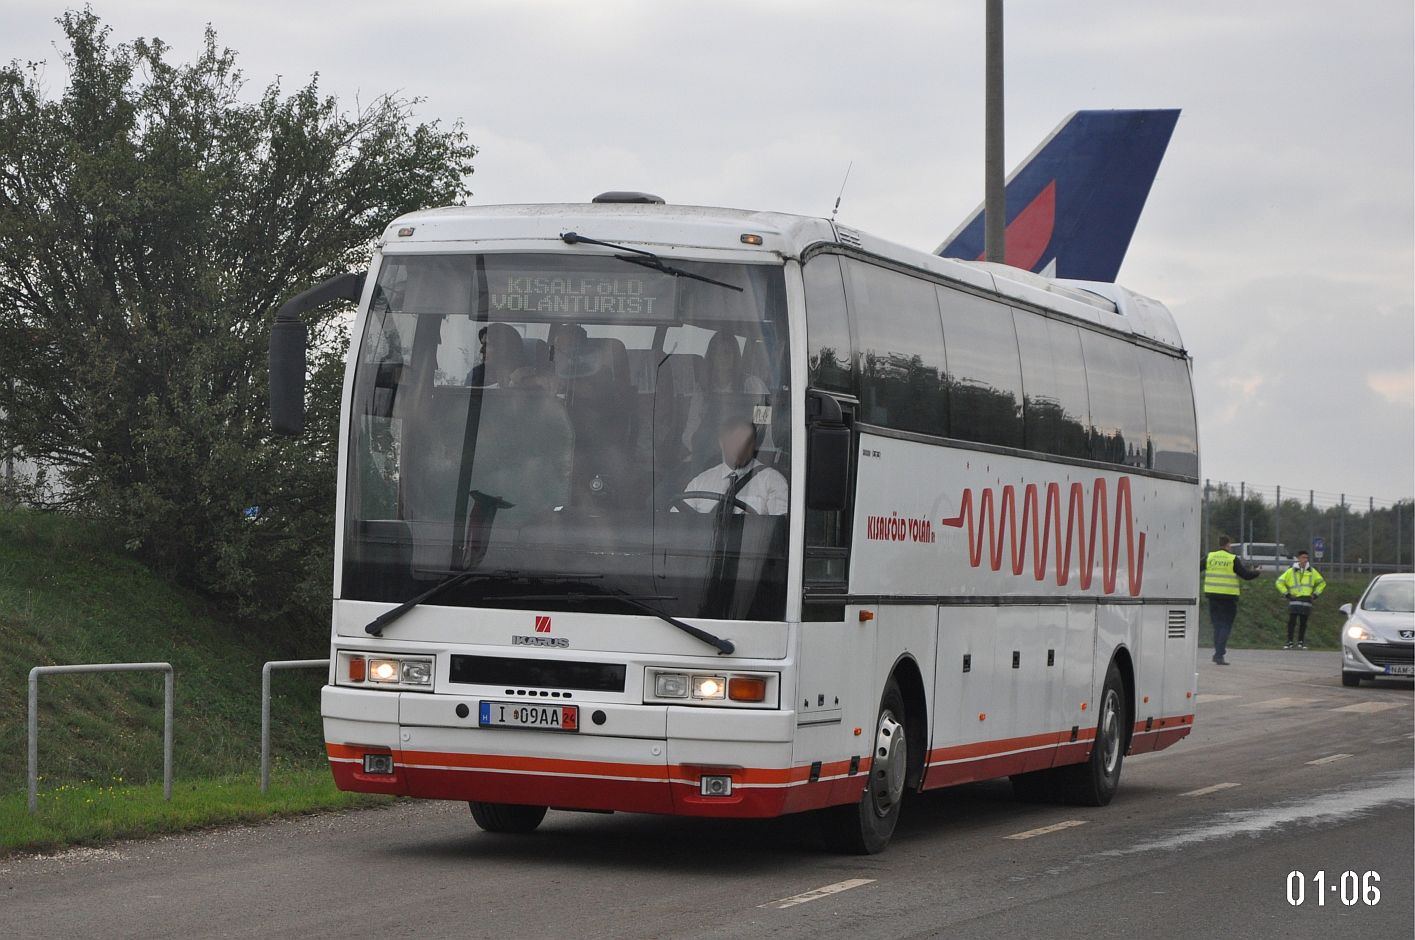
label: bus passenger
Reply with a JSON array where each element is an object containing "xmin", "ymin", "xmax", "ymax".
[
  {"xmin": 680, "ymin": 414, "xmax": 787, "ymax": 515},
  {"xmin": 683, "ymin": 331, "xmax": 769, "ymax": 458},
  {"xmin": 466, "ymin": 323, "xmax": 525, "ymax": 387}
]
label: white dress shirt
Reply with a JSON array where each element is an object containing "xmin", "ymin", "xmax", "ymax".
[{"xmin": 681, "ymin": 459, "xmax": 789, "ymax": 515}]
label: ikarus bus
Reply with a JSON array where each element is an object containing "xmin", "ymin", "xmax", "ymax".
[{"xmin": 268, "ymin": 193, "xmax": 1201, "ymax": 854}]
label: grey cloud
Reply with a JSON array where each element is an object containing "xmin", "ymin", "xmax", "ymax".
[{"xmin": 2, "ymin": 0, "xmax": 1411, "ymax": 494}]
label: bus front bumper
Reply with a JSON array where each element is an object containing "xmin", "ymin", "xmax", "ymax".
[{"xmin": 321, "ymin": 686, "xmax": 863, "ymax": 818}]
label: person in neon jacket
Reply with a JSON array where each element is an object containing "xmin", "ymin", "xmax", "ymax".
[{"xmin": 1277, "ymin": 551, "xmax": 1326, "ymax": 650}]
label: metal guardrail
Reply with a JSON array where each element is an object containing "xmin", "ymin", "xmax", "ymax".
[
  {"xmin": 28, "ymin": 662, "xmax": 173, "ymax": 814},
  {"xmin": 260, "ymin": 659, "xmax": 329, "ymax": 793}
]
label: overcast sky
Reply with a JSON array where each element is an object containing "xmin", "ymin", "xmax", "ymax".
[{"xmin": 6, "ymin": 1, "xmax": 1413, "ymax": 499}]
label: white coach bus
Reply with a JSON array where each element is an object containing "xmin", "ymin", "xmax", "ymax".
[{"xmin": 268, "ymin": 194, "xmax": 1200, "ymax": 854}]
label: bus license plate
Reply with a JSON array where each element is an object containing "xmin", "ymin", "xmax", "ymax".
[
  {"xmin": 479, "ymin": 701, "xmax": 579, "ymax": 732},
  {"xmin": 1384, "ymin": 664, "xmax": 1415, "ymax": 676}
]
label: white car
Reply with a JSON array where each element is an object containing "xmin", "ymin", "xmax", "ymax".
[
  {"xmin": 1340, "ymin": 573, "xmax": 1415, "ymax": 686},
  {"xmin": 1232, "ymin": 541, "xmax": 1296, "ymax": 573}
]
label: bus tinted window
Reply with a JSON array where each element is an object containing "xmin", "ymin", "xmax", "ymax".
[
  {"xmin": 803, "ymin": 255, "xmax": 854, "ymax": 394},
  {"xmin": 1014, "ymin": 312, "xmax": 1091, "ymax": 459},
  {"xmin": 847, "ymin": 261, "xmax": 947, "ymax": 435},
  {"xmin": 1142, "ymin": 352, "xmax": 1198, "ymax": 476},
  {"xmin": 937, "ymin": 286, "xmax": 1024, "ymax": 447},
  {"xmin": 1080, "ymin": 331, "xmax": 1150, "ymax": 467}
]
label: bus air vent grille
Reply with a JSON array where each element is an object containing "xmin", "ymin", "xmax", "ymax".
[{"xmin": 1166, "ymin": 610, "xmax": 1187, "ymax": 639}]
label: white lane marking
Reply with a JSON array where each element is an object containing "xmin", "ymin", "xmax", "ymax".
[
  {"xmin": 1195, "ymin": 693, "xmax": 1240, "ymax": 702},
  {"xmin": 760, "ymin": 878, "xmax": 876, "ymax": 910},
  {"xmin": 1180, "ymin": 782, "xmax": 1241, "ymax": 797},
  {"xmin": 1305, "ymin": 753, "xmax": 1354, "ymax": 765},
  {"xmin": 1241, "ymin": 696, "xmax": 1319, "ymax": 708},
  {"xmin": 1331, "ymin": 701, "xmax": 1405, "ymax": 714},
  {"xmin": 1096, "ymin": 772, "xmax": 1413, "ymax": 858},
  {"xmin": 1004, "ymin": 819, "xmax": 1088, "ymax": 840}
]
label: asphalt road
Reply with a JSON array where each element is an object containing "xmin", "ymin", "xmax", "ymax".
[{"xmin": 4, "ymin": 650, "xmax": 1411, "ymax": 940}]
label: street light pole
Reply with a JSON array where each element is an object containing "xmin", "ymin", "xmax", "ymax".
[{"xmin": 984, "ymin": 0, "xmax": 1006, "ymax": 263}]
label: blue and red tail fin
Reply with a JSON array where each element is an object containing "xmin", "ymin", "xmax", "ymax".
[{"xmin": 936, "ymin": 109, "xmax": 1179, "ymax": 282}]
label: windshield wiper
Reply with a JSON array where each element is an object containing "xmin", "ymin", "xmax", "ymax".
[
  {"xmin": 560, "ymin": 232, "xmax": 743, "ymax": 293},
  {"xmin": 497, "ymin": 588, "xmax": 736, "ymax": 656},
  {"xmin": 365, "ymin": 571, "xmax": 602, "ymax": 636}
]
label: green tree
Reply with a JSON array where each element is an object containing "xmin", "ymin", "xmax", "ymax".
[{"xmin": 0, "ymin": 9, "xmax": 475, "ymax": 624}]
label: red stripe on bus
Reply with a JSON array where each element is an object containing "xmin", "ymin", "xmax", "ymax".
[{"xmin": 325, "ymin": 743, "xmax": 866, "ymax": 790}]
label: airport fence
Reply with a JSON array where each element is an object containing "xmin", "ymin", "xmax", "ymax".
[{"xmin": 1201, "ymin": 480, "xmax": 1414, "ymax": 575}]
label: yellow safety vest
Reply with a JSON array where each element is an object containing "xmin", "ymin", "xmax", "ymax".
[
  {"xmin": 1203, "ymin": 550, "xmax": 1241, "ymax": 596},
  {"xmin": 1276, "ymin": 565, "xmax": 1325, "ymax": 600}
]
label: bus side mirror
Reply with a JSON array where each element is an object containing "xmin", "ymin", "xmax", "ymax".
[
  {"xmin": 269, "ymin": 318, "xmax": 309, "ymax": 435},
  {"xmin": 268, "ymin": 271, "xmax": 366, "ymax": 436},
  {"xmin": 805, "ymin": 390, "xmax": 850, "ymax": 512}
]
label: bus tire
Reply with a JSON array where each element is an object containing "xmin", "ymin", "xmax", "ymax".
[
  {"xmin": 468, "ymin": 801, "xmax": 548, "ymax": 834},
  {"xmin": 818, "ymin": 679, "xmax": 908, "ymax": 855},
  {"xmin": 1055, "ymin": 661, "xmax": 1128, "ymax": 806}
]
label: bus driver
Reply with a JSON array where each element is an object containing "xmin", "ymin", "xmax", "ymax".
[{"xmin": 680, "ymin": 414, "xmax": 788, "ymax": 515}]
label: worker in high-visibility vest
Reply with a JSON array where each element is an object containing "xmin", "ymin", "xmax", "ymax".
[
  {"xmin": 1202, "ymin": 535, "xmax": 1260, "ymax": 665},
  {"xmin": 1277, "ymin": 550, "xmax": 1326, "ymax": 650}
]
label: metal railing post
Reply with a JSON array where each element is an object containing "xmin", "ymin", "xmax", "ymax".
[
  {"xmin": 1274, "ymin": 484, "xmax": 1281, "ymax": 554},
  {"xmin": 28, "ymin": 662, "xmax": 174, "ymax": 814},
  {"xmin": 27, "ymin": 670, "xmax": 38, "ymax": 814},
  {"xmin": 261, "ymin": 659, "xmax": 329, "ymax": 793},
  {"xmin": 164, "ymin": 667, "xmax": 174, "ymax": 802}
]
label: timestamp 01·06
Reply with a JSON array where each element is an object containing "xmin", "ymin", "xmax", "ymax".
[{"xmin": 1286, "ymin": 871, "xmax": 1380, "ymax": 906}]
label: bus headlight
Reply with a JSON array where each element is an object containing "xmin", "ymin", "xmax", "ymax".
[
  {"xmin": 401, "ymin": 660, "xmax": 433, "ymax": 685},
  {"xmin": 368, "ymin": 659, "xmax": 400, "ymax": 683},
  {"xmin": 692, "ymin": 675, "xmax": 726, "ymax": 700},
  {"xmin": 339, "ymin": 652, "xmax": 434, "ymax": 690},
  {"xmin": 645, "ymin": 669, "xmax": 777, "ymax": 707},
  {"xmin": 655, "ymin": 673, "xmax": 689, "ymax": 698}
]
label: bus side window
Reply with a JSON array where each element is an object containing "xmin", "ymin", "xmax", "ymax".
[
  {"xmin": 846, "ymin": 260, "xmax": 947, "ymax": 435},
  {"xmin": 1141, "ymin": 352, "xmax": 1198, "ymax": 476},
  {"xmin": 937, "ymin": 286, "xmax": 1024, "ymax": 448},
  {"xmin": 802, "ymin": 255, "xmax": 854, "ymax": 394},
  {"xmin": 1079, "ymin": 331, "xmax": 1150, "ymax": 468},
  {"xmin": 1014, "ymin": 312, "xmax": 1092, "ymax": 459}
]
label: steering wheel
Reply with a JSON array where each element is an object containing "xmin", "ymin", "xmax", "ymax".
[{"xmin": 669, "ymin": 490, "xmax": 761, "ymax": 515}]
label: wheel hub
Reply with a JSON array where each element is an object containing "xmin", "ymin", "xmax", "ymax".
[
  {"xmin": 871, "ymin": 710, "xmax": 907, "ymax": 817},
  {"xmin": 1099, "ymin": 688, "xmax": 1121, "ymax": 776}
]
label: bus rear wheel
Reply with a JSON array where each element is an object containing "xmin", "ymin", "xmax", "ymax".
[
  {"xmin": 818, "ymin": 679, "xmax": 908, "ymax": 855},
  {"xmin": 469, "ymin": 801, "xmax": 548, "ymax": 834},
  {"xmin": 1010, "ymin": 661, "xmax": 1128, "ymax": 807},
  {"xmin": 1056, "ymin": 661, "xmax": 1127, "ymax": 806}
]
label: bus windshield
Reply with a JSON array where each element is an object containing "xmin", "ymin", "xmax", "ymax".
[{"xmin": 343, "ymin": 251, "xmax": 792, "ymax": 621}]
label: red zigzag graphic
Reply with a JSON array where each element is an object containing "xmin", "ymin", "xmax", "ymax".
[{"xmin": 939, "ymin": 477, "xmax": 1146, "ymax": 597}]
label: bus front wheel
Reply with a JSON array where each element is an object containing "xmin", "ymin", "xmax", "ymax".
[
  {"xmin": 818, "ymin": 679, "xmax": 908, "ymax": 855},
  {"xmin": 469, "ymin": 801, "xmax": 548, "ymax": 834}
]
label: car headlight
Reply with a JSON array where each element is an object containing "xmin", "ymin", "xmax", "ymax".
[{"xmin": 1345, "ymin": 623, "xmax": 1374, "ymax": 641}]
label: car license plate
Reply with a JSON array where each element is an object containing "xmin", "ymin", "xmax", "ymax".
[
  {"xmin": 1383, "ymin": 664, "xmax": 1415, "ymax": 676},
  {"xmin": 479, "ymin": 701, "xmax": 579, "ymax": 732}
]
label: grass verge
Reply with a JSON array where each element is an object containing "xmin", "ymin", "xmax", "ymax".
[
  {"xmin": 1, "ymin": 768, "xmax": 391, "ymax": 856},
  {"xmin": 1198, "ymin": 572, "xmax": 1374, "ymax": 650}
]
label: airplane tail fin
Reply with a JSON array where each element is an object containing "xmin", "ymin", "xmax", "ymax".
[{"xmin": 936, "ymin": 109, "xmax": 1179, "ymax": 282}]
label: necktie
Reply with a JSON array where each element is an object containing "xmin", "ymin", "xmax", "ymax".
[{"xmin": 722, "ymin": 470, "xmax": 750, "ymax": 517}]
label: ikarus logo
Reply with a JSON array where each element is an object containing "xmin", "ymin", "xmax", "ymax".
[{"xmin": 513, "ymin": 635, "xmax": 569, "ymax": 649}]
